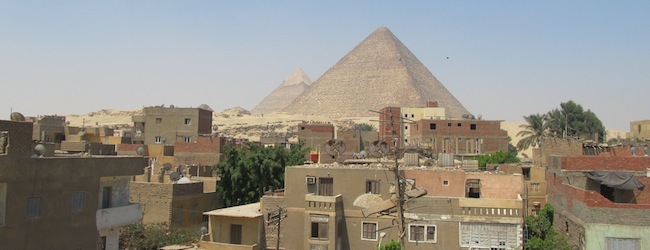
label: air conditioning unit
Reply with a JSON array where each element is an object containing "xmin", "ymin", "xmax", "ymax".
[{"xmin": 305, "ymin": 176, "xmax": 316, "ymax": 185}]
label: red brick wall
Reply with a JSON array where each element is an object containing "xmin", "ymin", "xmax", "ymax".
[
  {"xmin": 560, "ymin": 156, "xmax": 650, "ymax": 171},
  {"xmin": 378, "ymin": 107, "xmax": 401, "ymax": 147}
]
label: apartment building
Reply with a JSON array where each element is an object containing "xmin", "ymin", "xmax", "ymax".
[
  {"xmin": 254, "ymin": 163, "xmax": 525, "ymax": 250},
  {"xmin": 132, "ymin": 106, "xmax": 212, "ymax": 145},
  {"xmin": 0, "ymin": 120, "xmax": 145, "ymax": 250}
]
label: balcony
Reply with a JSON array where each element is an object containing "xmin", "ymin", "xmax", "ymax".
[
  {"xmin": 459, "ymin": 198, "xmax": 523, "ymax": 220},
  {"xmin": 305, "ymin": 194, "xmax": 342, "ymax": 212},
  {"xmin": 96, "ymin": 203, "xmax": 143, "ymax": 230}
]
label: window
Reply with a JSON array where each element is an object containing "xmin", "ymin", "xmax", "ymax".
[
  {"xmin": 606, "ymin": 237, "xmax": 641, "ymax": 250},
  {"xmin": 102, "ymin": 187, "xmax": 111, "ymax": 209},
  {"xmin": 466, "ymin": 179, "xmax": 481, "ymax": 198},
  {"xmin": 100, "ymin": 236, "xmax": 107, "ymax": 250},
  {"xmin": 184, "ymin": 136, "xmax": 191, "ymax": 143},
  {"xmin": 366, "ymin": 180, "xmax": 380, "ymax": 194},
  {"xmin": 184, "ymin": 118, "xmax": 191, "ymax": 125},
  {"xmin": 430, "ymin": 123, "xmax": 436, "ymax": 130},
  {"xmin": 230, "ymin": 224, "xmax": 242, "ymax": 244},
  {"xmin": 457, "ymin": 123, "xmax": 462, "ymax": 127},
  {"xmin": 470, "ymin": 124, "xmax": 477, "ymax": 130},
  {"xmin": 155, "ymin": 118, "xmax": 162, "ymax": 124},
  {"xmin": 447, "ymin": 122, "xmax": 452, "ymax": 127},
  {"xmin": 26, "ymin": 197, "xmax": 41, "ymax": 219},
  {"xmin": 361, "ymin": 222, "xmax": 378, "ymax": 240},
  {"xmin": 72, "ymin": 191, "xmax": 85, "ymax": 212},
  {"xmin": 411, "ymin": 114, "xmax": 414, "ymax": 118},
  {"xmin": 318, "ymin": 177, "xmax": 333, "ymax": 196},
  {"xmin": 301, "ymin": 126, "xmax": 305, "ymax": 130},
  {"xmin": 310, "ymin": 215, "xmax": 329, "ymax": 240},
  {"xmin": 0, "ymin": 131, "xmax": 8, "ymax": 155},
  {"xmin": 404, "ymin": 125, "xmax": 408, "ymax": 130},
  {"xmin": 409, "ymin": 224, "xmax": 436, "ymax": 243},
  {"xmin": 0, "ymin": 183, "xmax": 6, "ymax": 226},
  {"xmin": 460, "ymin": 222, "xmax": 518, "ymax": 248},
  {"xmin": 522, "ymin": 168, "xmax": 531, "ymax": 180},
  {"xmin": 443, "ymin": 180, "xmax": 449, "ymax": 186},
  {"xmin": 404, "ymin": 114, "xmax": 408, "ymax": 118},
  {"xmin": 531, "ymin": 182, "xmax": 541, "ymax": 192},
  {"xmin": 155, "ymin": 136, "xmax": 163, "ymax": 144}
]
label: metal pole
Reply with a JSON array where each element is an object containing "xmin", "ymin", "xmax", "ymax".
[{"xmin": 276, "ymin": 208, "xmax": 281, "ymax": 250}]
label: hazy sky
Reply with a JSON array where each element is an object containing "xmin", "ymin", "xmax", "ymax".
[{"xmin": 1, "ymin": 1, "xmax": 648, "ymax": 131}]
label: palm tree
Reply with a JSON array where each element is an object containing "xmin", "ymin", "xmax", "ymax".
[{"xmin": 517, "ymin": 113, "xmax": 550, "ymax": 166}]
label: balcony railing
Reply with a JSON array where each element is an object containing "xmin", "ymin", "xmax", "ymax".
[
  {"xmin": 96, "ymin": 203, "xmax": 142, "ymax": 230},
  {"xmin": 305, "ymin": 194, "xmax": 342, "ymax": 212},
  {"xmin": 459, "ymin": 198, "xmax": 522, "ymax": 218}
]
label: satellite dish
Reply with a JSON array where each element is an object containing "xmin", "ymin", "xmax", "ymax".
[
  {"xmin": 32, "ymin": 144, "xmax": 46, "ymax": 158},
  {"xmin": 163, "ymin": 163, "xmax": 172, "ymax": 171},
  {"xmin": 359, "ymin": 150, "xmax": 368, "ymax": 159},
  {"xmin": 325, "ymin": 139, "xmax": 346, "ymax": 158},
  {"xmin": 136, "ymin": 146, "xmax": 145, "ymax": 156},
  {"xmin": 169, "ymin": 172, "xmax": 181, "ymax": 182},
  {"xmin": 10, "ymin": 112, "xmax": 25, "ymax": 122},
  {"xmin": 369, "ymin": 140, "xmax": 390, "ymax": 157},
  {"xmin": 177, "ymin": 177, "xmax": 191, "ymax": 184}
]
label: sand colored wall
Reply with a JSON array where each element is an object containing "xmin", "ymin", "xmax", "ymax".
[
  {"xmin": 209, "ymin": 216, "xmax": 262, "ymax": 246},
  {"xmin": 585, "ymin": 224, "xmax": 650, "ymax": 250}
]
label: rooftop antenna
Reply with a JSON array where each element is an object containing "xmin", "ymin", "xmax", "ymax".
[
  {"xmin": 324, "ymin": 139, "xmax": 346, "ymax": 163},
  {"xmin": 370, "ymin": 108, "xmax": 415, "ymax": 249}
]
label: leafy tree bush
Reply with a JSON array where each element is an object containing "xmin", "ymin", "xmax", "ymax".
[
  {"xmin": 355, "ymin": 122, "xmax": 377, "ymax": 131},
  {"xmin": 381, "ymin": 239, "xmax": 400, "ymax": 250},
  {"xmin": 213, "ymin": 142, "xmax": 309, "ymax": 207},
  {"xmin": 119, "ymin": 223, "xmax": 198, "ymax": 250},
  {"xmin": 546, "ymin": 100, "xmax": 605, "ymax": 142},
  {"xmin": 524, "ymin": 204, "xmax": 571, "ymax": 250},
  {"xmin": 475, "ymin": 151, "xmax": 520, "ymax": 168}
]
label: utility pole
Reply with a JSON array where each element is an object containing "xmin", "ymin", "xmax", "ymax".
[
  {"xmin": 371, "ymin": 108, "xmax": 413, "ymax": 250},
  {"xmin": 266, "ymin": 206, "xmax": 287, "ymax": 250}
]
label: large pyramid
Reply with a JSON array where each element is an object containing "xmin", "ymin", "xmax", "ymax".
[
  {"xmin": 282, "ymin": 27, "xmax": 470, "ymax": 118},
  {"xmin": 251, "ymin": 68, "xmax": 313, "ymax": 115}
]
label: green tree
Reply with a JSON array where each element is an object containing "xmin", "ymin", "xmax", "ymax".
[
  {"xmin": 476, "ymin": 151, "xmax": 520, "ymax": 168},
  {"xmin": 381, "ymin": 239, "xmax": 401, "ymax": 250},
  {"xmin": 119, "ymin": 223, "xmax": 199, "ymax": 250},
  {"xmin": 213, "ymin": 142, "xmax": 309, "ymax": 207},
  {"xmin": 546, "ymin": 100, "xmax": 606, "ymax": 142},
  {"xmin": 355, "ymin": 122, "xmax": 377, "ymax": 131},
  {"xmin": 525, "ymin": 204, "xmax": 571, "ymax": 250},
  {"xmin": 517, "ymin": 113, "xmax": 550, "ymax": 151}
]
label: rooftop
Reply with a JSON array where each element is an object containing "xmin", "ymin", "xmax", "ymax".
[{"xmin": 204, "ymin": 202, "xmax": 261, "ymax": 218}]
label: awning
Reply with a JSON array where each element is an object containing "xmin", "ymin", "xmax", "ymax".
[{"xmin": 584, "ymin": 171, "xmax": 645, "ymax": 190}]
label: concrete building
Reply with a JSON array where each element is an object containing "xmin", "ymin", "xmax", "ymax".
[
  {"xmin": 201, "ymin": 202, "xmax": 265, "ymax": 250},
  {"xmin": 628, "ymin": 120, "xmax": 650, "ymax": 140},
  {"xmin": 0, "ymin": 120, "xmax": 145, "ymax": 250},
  {"xmin": 547, "ymin": 155, "xmax": 650, "ymax": 250},
  {"xmin": 258, "ymin": 163, "xmax": 525, "ymax": 250},
  {"xmin": 132, "ymin": 106, "xmax": 212, "ymax": 145},
  {"xmin": 130, "ymin": 180, "xmax": 221, "ymax": 230},
  {"xmin": 409, "ymin": 119, "xmax": 510, "ymax": 155}
]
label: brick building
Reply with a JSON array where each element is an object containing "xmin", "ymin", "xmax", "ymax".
[
  {"xmin": 547, "ymin": 155, "xmax": 650, "ymax": 249},
  {"xmin": 410, "ymin": 119, "xmax": 510, "ymax": 155}
]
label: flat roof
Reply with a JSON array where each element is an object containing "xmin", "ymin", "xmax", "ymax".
[{"xmin": 204, "ymin": 202, "xmax": 261, "ymax": 218}]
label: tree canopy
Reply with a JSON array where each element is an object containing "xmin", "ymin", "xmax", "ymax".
[
  {"xmin": 525, "ymin": 204, "xmax": 571, "ymax": 250},
  {"xmin": 213, "ymin": 142, "xmax": 309, "ymax": 207},
  {"xmin": 475, "ymin": 150, "xmax": 520, "ymax": 168},
  {"xmin": 546, "ymin": 100, "xmax": 606, "ymax": 142},
  {"xmin": 517, "ymin": 113, "xmax": 550, "ymax": 151}
]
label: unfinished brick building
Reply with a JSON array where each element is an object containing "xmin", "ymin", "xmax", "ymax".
[{"xmin": 547, "ymin": 155, "xmax": 650, "ymax": 249}]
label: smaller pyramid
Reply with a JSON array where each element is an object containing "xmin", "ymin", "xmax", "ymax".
[{"xmin": 251, "ymin": 68, "xmax": 313, "ymax": 115}]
